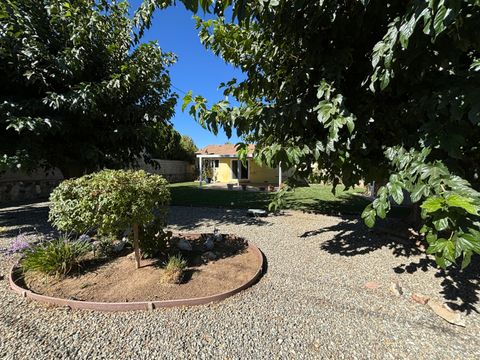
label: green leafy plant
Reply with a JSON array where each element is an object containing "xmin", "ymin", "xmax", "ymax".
[
  {"xmin": 161, "ymin": 254, "xmax": 187, "ymax": 284},
  {"xmin": 158, "ymin": 1, "xmax": 480, "ymax": 269},
  {"xmin": 49, "ymin": 169, "xmax": 171, "ymax": 268},
  {"xmin": 95, "ymin": 235, "xmax": 116, "ymax": 258},
  {"xmin": 140, "ymin": 218, "xmax": 172, "ymax": 258},
  {"xmin": 21, "ymin": 235, "xmax": 91, "ymax": 277},
  {"xmin": 0, "ymin": 0, "xmax": 177, "ymax": 177}
]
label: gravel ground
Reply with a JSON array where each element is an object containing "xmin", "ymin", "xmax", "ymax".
[{"xmin": 0, "ymin": 202, "xmax": 479, "ymax": 359}]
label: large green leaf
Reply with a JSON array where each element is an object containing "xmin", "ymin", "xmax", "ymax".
[
  {"xmin": 445, "ymin": 194, "xmax": 479, "ymax": 215},
  {"xmin": 421, "ymin": 197, "xmax": 444, "ymax": 213},
  {"xmin": 361, "ymin": 205, "xmax": 376, "ymax": 228}
]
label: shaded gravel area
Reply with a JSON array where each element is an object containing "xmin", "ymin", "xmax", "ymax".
[{"xmin": 1, "ymin": 202, "xmax": 479, "ymax": 359}]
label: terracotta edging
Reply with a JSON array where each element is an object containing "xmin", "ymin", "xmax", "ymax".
[{"xmin": 9, "ymin": 240, "xmax": 264, "ymax": 312}]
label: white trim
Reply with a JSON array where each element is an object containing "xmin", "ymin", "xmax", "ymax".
[
  {"xmin": 196, "ymin": 154, "xmax": 254, "ymax": 159},
  {"xmin": 198, "ymin": 155, "xmax": 203, "ymax": 186}
]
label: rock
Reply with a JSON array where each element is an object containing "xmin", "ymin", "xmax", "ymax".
[
  {"xmin": 364, "ymin": 281, "xmax": 379, "ymax": 290},
  {"xmin": 247, "ymin": 208, "xmax": 268, "ymax": 217},
  {"xmin": 112, "ymin": 240, "xmax": 126, "ymax": 253},
  {"xmin": 203, "ymin": 251, "xmax": 217, "ymax": 260},
  {"xmin": 428, "ymin": 300, "xmax": 466, "ymax": 327},
  {"xmin": 411, "ymin": 293, "xmax": 430, "ymax": 305},
  {"xmin": 204, "ymin": 237, "xmax": 214, "ymax": 250},
  {"xmin": 0, "ymin": 274, "xmax": 4, "ymax": 281},
  {"xmin": 177, "ymin": 239, "xmax": 192, "ymax": 251},
  {"xmin": 390, "ymin": 281, "xmax": 403, "ymax": 296}
]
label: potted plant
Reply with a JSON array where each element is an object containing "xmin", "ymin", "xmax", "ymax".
[{"xmin": 202, "ymin": 166, "xmax": 214, "ymax": 183}]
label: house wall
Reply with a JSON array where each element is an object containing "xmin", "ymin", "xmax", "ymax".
[
  {"xmin": 216, "ymin": 158, "xmax": 233, "ymax": 183},
  {"xmin": 212, "ymin": 158, "xmax": 279, "ymax": 184},
  {"xmin": 249, "ymin": 161, "xmax": 278, "ymax": 184}
]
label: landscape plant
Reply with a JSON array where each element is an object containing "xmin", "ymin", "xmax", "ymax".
[
  {"xmin": 49, "ymin": 169, "xmax": 171, "ymax": 268},
  {"xmin": 161, "ymin": 254, "xmax": 187, "ymax": 284},
  {"xmin": 138, "ymin": 0, "xmax": 480, "ymax": 269},
  {"xmin": 0, "ymin": 0, "xmax": 177, "ymax": 177},
  {"xmin": 21, "ymin": 235, "xmax": 91, "ymax": 277}
]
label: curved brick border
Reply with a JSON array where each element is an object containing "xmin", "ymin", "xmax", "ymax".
[{"xmin": 9, "ymin": 240, "xmax": 264, "ymax": 312}]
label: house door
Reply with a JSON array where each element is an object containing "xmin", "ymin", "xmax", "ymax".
[{"xmin": 232, "ymin": 160, "xmax": 249, "ymax": 180}]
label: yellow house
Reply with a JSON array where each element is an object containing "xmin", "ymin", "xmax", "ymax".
[{"xmin": 196, "ymin": 144, "xmax": 284, "ymax": 188}]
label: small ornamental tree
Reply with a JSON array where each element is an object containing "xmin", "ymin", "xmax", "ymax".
[{"xmin": 49, "ymin": 169, "xmax": 170, "ymax": 268}]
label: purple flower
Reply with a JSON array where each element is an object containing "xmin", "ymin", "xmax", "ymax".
[{"xmin": 4, "ymin": 234, "xmax": 30, "ymax": 256}]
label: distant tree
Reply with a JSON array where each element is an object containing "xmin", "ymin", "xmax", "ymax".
[
  {"xmin": 151, "ymin": 127, "xmax": 197, "ymax": 163},
  {"xmin": 0, "ymin": 0, "xmax": 177, "ymax": 178},
  {"xmin": 179, "ymin": 135, "xmax": 198, "ymax": 163}
]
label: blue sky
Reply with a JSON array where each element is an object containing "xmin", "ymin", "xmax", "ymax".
[{"xmin": 130, "ymin": 1, "xmax": 244, "ymax": 149}]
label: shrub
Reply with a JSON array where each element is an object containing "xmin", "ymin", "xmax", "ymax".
[
  {"xmin": 21, "ymin": 235, "xmax": 91, "ymax": 277},
  {"xmin": 94, "ymin": 235, "xmax": 116, "ymax": 258},
  {"xmin": 161, "ymin": 254, "xmax": 187, "ymax": 284},
  {"xmin": 140, "ymin": 222, "xmax": 172, "ymax": 259},
  {"xmin": 49, "ymin": 169, "xmax": 170, "ymax": 268}
]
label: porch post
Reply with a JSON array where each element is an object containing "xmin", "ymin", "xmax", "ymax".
[
  {"xmin": 278, "ymin": 161, "xmax": 282, "ymax": 191},
  {"xmin": 199, "ymin": 155, "xmax": 203, "ymax": 187}
]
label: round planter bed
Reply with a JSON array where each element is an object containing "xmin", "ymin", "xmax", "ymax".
[{"xmin": 9, "ymin": 234, "xmax": 264, "ymax": 312}]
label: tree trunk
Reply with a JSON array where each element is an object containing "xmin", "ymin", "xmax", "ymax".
[{"xmin": 132, "ymin": 223, "xmax": 141, "ymax": 269}]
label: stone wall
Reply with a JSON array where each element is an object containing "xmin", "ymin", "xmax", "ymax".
[
  {"xmin": 0, "ymin": 160, "xmax": 195, "ymax": 204},
  {"xmin": 0, "ymin": 169, "xmax": 63, "ymax": 203}
]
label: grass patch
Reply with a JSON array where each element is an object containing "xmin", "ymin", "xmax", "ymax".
[{"xmin": 169, "ymin": 182, "xmax": 374, "ymax": 215}]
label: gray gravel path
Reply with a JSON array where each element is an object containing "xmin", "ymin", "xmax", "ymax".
[{"xmin": 0, "ymin": 203, "xmax": 479, "ymax": 359}]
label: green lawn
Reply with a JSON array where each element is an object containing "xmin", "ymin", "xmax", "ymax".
[{"xmin": 168, "ymin": 182, "xmax": 370, "ymax": 215}]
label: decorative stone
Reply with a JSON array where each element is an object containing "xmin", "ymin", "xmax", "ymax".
[
  {"xmin": 411, "ymin": 293, "xmax": 430, "ymax": 305},
  {"xmin": 427, "ymin": 300, "xmax": 466, "ymax": 327},
  {"xmin": 390, "ymin": 281, "xmax": 403, "ymax": 296},
  {"xmin": 203, "ymin": 251, "xmax": 217, "ymax": 260},
  {"xmin": 364, "ymin": 281, "xmax": 379, "ymax": 290},
  {"xmin": 112, "ymin": 240, "xmax": 126, "ymax": 253},
  {"xmin": 247, "ymin": 208, "xmax": 268, "ymax": 217},
  {"xmin": 204, "ymin": 237, "xmax": 214, "ymax": 250},
  {"xmin": 177, "ymin": 239, "xmax": 192, "ymax": 251}
]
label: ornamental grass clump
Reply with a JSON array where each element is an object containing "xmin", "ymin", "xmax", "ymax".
[
  {"xmin": 161, "ymin": 254, "xmax": 187, "ymax": 284},
  {"xmin": 21, "ymin": 235, "xmax": 91, "ymax": 277},
  {"xmin": 49, "ymin": 169, "xmax": 170, "ymax": 269}
]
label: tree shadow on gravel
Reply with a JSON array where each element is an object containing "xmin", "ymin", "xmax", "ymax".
[
  {"xmin": 394, "ymin": 256, "xmax": 480, "ymax": 314},
  {"xmin": 0, "ymin": 201, "xmax": 53, "ymax": 239},
  {"xmin": 303, "ymin": 218, "xmax": 480, "ymax": 314},
  {"xmin": 301, "ymin": 218, "xmax": 422, "ymax": 258},
  {"xmin": 168, "ymin": 206, "xmax": 274, "ymax": 231}
]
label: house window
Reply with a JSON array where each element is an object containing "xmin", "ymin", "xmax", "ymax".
[
  {"xmin": 214, "ymin": 160, "xmax": 219, "ymax": 168},
  {"xmin": 232, "ymin": 160, "xmax": 249, "ymax": 180}
]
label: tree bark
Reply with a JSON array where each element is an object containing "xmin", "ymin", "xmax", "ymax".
[{"xmin": 132, "ymin": 223, "xmax": 141, "ymax": 269}]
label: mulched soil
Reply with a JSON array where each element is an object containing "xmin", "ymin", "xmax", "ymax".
[{"xmin": 19, "ymin": 234, "xmax": 260, "ymax": 302}]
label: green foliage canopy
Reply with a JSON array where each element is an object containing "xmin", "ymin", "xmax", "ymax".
[
  {"xmin": 49, "ymin": 169, "xmax": 170, "ymax": 237},
  {"xmin": 151, "ymin": 126, "xmax": 198, "ymax": 163},
  {"xmin": 164, "ymin": 0, "xmax": 480, "ymax": 268},
  {"xmin": 0, "ymin": 0, "xmax": 177, "ymax": 177}
]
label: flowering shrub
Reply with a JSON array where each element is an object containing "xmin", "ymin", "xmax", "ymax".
[{"xmin": 4, "ymin": 234, "xmax": 30, "ymax": 256}]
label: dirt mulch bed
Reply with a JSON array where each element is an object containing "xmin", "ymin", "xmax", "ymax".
[{"xmin": 19, "ymin": 234, "xmax": 260, "ymax": 303}]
